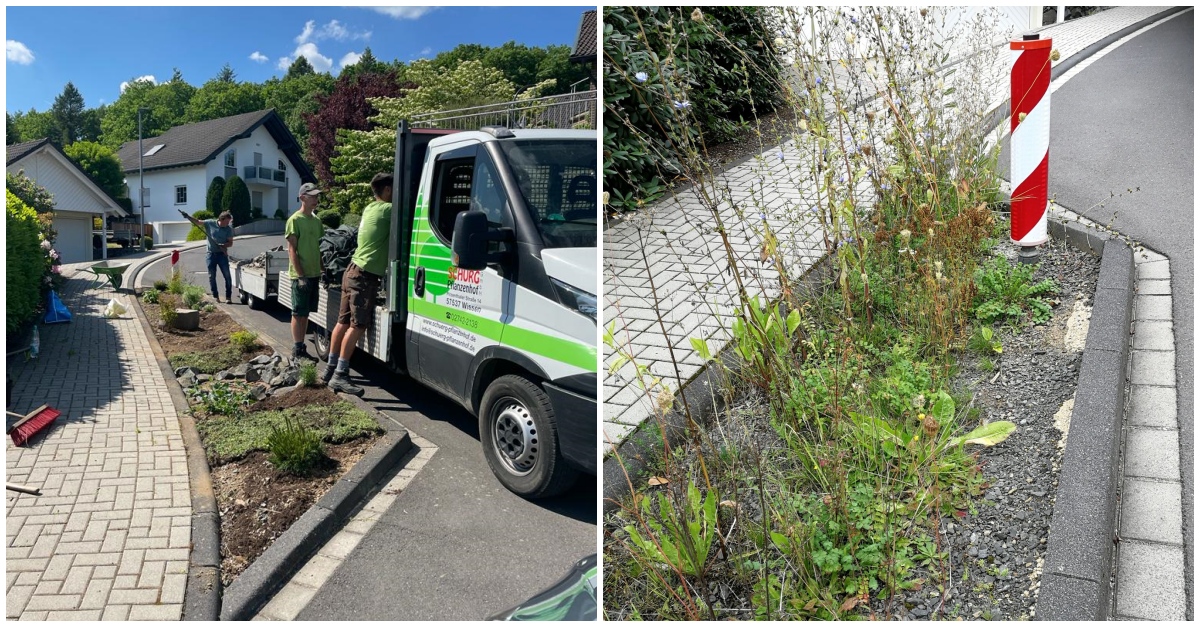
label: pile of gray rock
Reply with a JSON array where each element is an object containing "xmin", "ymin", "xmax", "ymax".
[{"xmin": 174, "ymin": 352, "xmax": 311, "ymax": 400}]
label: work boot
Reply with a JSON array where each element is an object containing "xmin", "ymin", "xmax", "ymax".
[
  {"xmin": 292, "ymin": 345, "xmax": 316, "ymax": 363},
  {"xmin": 321, "ymin": 362, "xmax": 337, "ymax": 384},
  {"xmin": 328, "ymin": 372, "xmax": 364, "ymax": 396}
]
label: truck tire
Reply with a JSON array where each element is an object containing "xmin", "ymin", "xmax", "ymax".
[
  {"xmin": 311, "ymin": 326, "xmax": 330, "ymax": 361},
  {"xmin": 479, "ymin": 374, "xmax": 578, "ymax": 499},
  {"xmin": 238, "ymin": 289, "xmax": 250, "ymax": 306},
  {"xmin": 247, "ymin": 293, "xmax": 264, "ymax": 311}
]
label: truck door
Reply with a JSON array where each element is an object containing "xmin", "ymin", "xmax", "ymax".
[{"xmin": 408, "ymin": 144, "xmax": 513, "ymax": 403}]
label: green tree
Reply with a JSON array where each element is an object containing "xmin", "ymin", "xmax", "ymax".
[
  {"xmin": 339, "ymin": 47, "xmax": 391, "ymax": 83},
  {"xmin": 262, "ymin": 70, "xmax": 336, "ymax": 153},
  {"xmin": 79, "ymin": 106, "xmax": 105, "ymax": 143},
  {"xmin": 285, "ymin": 56, "xmax": 316, "ymax": 79},
  {"xmin": 100, "ymin": 70, "xmax": 196, "ymax": 149},
  {"xmin": 431, "ymin": 44, "xmax": 488, "ymax": 72},
  {"xmin": 328, "ymin": 60, "xmax": 544, "ymax": 213},
  {"xmin": 215, "ymin": 63, "xmax": 236, "ymax": 83},
  {"xmin": 184, "ymin": 72, "xmax": 264, "ymax": 123},
  {"xmin": 206, "ymin": 176, "xmax": 226, "ymax": 213},
  {"xmin": 220, "ymin": 174, "xmax": 252, "ymax": 225},
  {"xmin": 6, "ymin": 114, "xmax": 17, "ymax": 145},
  {"xmin": 482, "ymin": 42, "xmax": 545, "ymax": 90},
  {"xmin": 535, "ymin": 44, "xmax": 590, "ymax": 93},
  {"xmin": 50, "ymin": 82, "xmax": 87, "ymax": 146},
  {"xmin": 10, "ymin": 109, "xmax": 61, "ymax": 144},
  {"xmin": 63, "ymin": 142, "xmax": 126, "ymax": 201}
]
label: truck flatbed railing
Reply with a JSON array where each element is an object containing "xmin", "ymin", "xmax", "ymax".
[{"xmin": 409, "ymin": 90, "xmax": 597, "ymax": 131}]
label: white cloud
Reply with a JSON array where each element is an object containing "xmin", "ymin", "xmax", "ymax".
[
  {"xmin": 249, "ymin": 51, "xmax": 269, "ymax": 63},
  {"xmin": 420, "ymin": 47, "xmax": 432, "ymax": 56},
  {"xmin": 282, "ymin": 43, "xmax": 333, "ymax": 73},
  {"xmin": 119, "ymin": 75, "xmax": 157, "ymax": 93},
  {"xmin": 371, "ymin": 7, "xmax": 435, "ymax": 20},
  {"xmin": 339, "ymin": 51, "xmax": 363, "ymax": 69},
  {"xmin": 6, "ymin": 40, "xmax": 34, "ymax": 65},
  {"xmin": 296, "ymin": 20, "xmax": 316, "ymax": 44}
]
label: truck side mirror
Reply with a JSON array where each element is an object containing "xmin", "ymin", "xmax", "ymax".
[{"xmin": 452, "ymin": 210, "xmax": 511, "ymax": 271}]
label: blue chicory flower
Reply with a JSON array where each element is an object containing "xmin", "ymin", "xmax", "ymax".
[
  {"xmin": 635, "ymin": 71, "xmax": 648, "ymax": 83},
  {"xmin": 777, "ymin": 151, "xmax": 786, "ymax": 161},
  {"xmin": 674, "ymin": 100, "xmax": 691, "ymax": 109},
  {"xmin": 815, "ymin": 77, "xmax": 823, "ymax": 85}
]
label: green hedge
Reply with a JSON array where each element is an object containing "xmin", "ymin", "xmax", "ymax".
[
  {"xmin": 317, "ymin": 209, "xmax": 341, "ymax": 229},
  {"xmin": 187, "ymin": 226, "xmax": 207, "ymax": 242},
  {"xmin": 7, "ymin": 190, "xmax": 46, "ymax": 333},
  {"xmin": 603, "ymin": 7, "xmax": 783, "ymax": 212}
]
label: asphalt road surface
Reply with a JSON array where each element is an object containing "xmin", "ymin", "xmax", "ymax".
[
  {"xmin": 1003, "ymin": 12, "xmax": 1193, "ymax": 616},
  {"xmin": 138, "ymin": 235, "xmax": 598, "ymax": 620}
]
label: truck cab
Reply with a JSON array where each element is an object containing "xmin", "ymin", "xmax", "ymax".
[{"xmin": 389, "ymin": 124, "xmax": 597, "ymax": 497}]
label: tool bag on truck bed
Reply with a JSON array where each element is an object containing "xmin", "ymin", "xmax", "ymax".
[{"xmin": 319, "ymin": 225, "xmax": 359, "ymax": 287}]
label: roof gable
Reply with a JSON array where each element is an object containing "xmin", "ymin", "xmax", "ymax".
[
  {"xmin": 116, "ymin": 109, "xmax": 314, "ymax": 183},
  {"xmin": 571, "ymin": 10, "xmax": 597, "ymax": 63},
  {"xmin": 7, "ymin": 140, "xmax": 128, "ymax": 216}
]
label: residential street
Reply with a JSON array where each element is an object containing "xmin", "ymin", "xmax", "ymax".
[
  {"xmin": 1040, "ymin": 13, "xmax": 1193, "ymax": 617},
  {"xmin": 136, "ymin": 236, "xmax": 597, "ymax": 620}
]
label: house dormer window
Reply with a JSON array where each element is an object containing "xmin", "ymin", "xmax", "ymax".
[
  {"xmin": 144, "ymin": 144, "xmax": 164, "ymax": 157},
  {"xmin": 224, "ymin": 150, "xmax": 236, "ymax": 168},
  {"xmin": 278, "ymin": 160, "xmax": 287, "ymax": 172}
]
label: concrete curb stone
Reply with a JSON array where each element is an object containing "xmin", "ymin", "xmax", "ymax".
[{"xmin": 1037, "ymin": 240, "xmax": 1134, "ymax": 621}]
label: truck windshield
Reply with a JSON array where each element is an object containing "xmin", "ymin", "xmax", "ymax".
[{"xmin": 498, "ymin": 140, "xmax": 597, "ymax": 249}]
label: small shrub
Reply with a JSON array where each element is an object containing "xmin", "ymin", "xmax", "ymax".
[
  {"xmin": 6, "ymin": 189, "xmax": 46, "ymax": 334},
  {"xmin": 974, "ymin": 257, "xmax": 1058, "ymax": 326},
  {"xmin": 167, "ymin": 268, "xmax": 187, "ymax": 295},
  {"xmin": 153, "ymin": 279, "xmax": 169, "ymax": 291},
  {"xmin": 342, "ymin": 212, "xmax": 362, "ymax": 229},
  {"xmin": 273, "ymin": 208, "xmax": 286, "ymax": 220},
  {"xmin": 159, "ymin": 297, "xmax": 179, "ymax": 328},
  {"xmin": 142, "ymin": 236, "xmax": 153, "ymax": 250},
  {"xmin": 193, "ymin": 209, "xmax": 215, "ymax": 221},
  {"xmin": 317, "ymin": 209, "xmax": 341, "ymax": 229},
  {"xmin": 186, "ymin": 226, "xmax": 207, "ymax": 242},
  {"xmin": 182, "ymin": 285, "xmax": 205, "ymax": 310},
  {"xmin": 298, "ymin": 361, "xmax": 318, "ymax": 387},
  {"xmin": 142, "ymin": 288, "xmax": 161, "ymax": 304},
  {"xmin": 230, "ymin": 330, "xmax": 259, "ymax": 352},
  {"xmin": 195, "ymin": 381, "xmax": 252, "ymax": 417},
  {"xmin": 267, "ymin": 417, "xmax": 327, "ymax": 476},
  {"xmin": 968, "ymin": 326, "xmax": 1003, "ymax": 356},
  {"xmin": 202, "ymin": 304, "xmax": 217, "ymax": 313}
]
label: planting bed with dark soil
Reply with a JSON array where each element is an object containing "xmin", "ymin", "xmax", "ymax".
[{"xmin": 138, "ymin": 297, "xmax": 382, "ymax": 587}]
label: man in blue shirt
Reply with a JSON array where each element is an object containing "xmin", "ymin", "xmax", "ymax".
[{"xmin": 181, "ymin": 210, "xmax": 235, "ymax": 303}]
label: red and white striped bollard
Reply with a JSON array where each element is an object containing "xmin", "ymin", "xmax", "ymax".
[{"xmin": 1010, "ymin": 33, "xmax": 1052, "ymax": 262}]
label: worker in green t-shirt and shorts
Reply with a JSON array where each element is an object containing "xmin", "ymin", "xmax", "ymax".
[
  {"xmin": 324, "ymin": 173, "xmax": 392, "ymax": 395},
  {"xmin": 285, "ymin": 182, "xmax": 325, "ymax": 362}
]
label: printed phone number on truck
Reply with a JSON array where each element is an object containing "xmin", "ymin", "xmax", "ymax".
[
  {"xmin": 444, "ymin": 296, "xmax": 482, "ymax": 313},
  {"xmin": 443, "ymin": 310, "xmax": 479, "ymax": 329}
]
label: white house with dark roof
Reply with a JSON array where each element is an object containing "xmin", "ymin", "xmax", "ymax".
[
  {"xmin": 116, "ymin": 109, "xmax": 315, "ymax": 244},
  {"xmin": 6, "ymin": 138, "xmax": 129, "ymax": 263}
]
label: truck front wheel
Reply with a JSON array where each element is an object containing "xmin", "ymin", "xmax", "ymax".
[
  {"xmin": 311, "ymin": 326, "xmax": 330, "ymax": 361},
  {"xmin": 479, "ymin": 375, "xmax": 578, "ymax": 499}
]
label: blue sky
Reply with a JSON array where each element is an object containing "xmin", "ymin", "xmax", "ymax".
[{"xmin": 5, "ymin": 5, "xmax": 595, "ymax": 114}]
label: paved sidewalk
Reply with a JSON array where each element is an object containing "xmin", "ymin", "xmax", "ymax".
[
  {"xmin": 6, "ymin": 269, "xmax": 190, "ymax": 620},
  {"xmin": 601, "ymin": 5, "xmax": 1181, "ymax": 452}
]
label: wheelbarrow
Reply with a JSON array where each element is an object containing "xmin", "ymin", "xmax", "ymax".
[{"xmin": 88, "ymin": 261, "xmax": 131, "ymax": 291}]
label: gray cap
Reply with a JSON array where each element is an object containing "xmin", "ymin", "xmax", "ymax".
[{"xmin": 298, "ymin": 182, "xmax": 322, "ymax": 197}]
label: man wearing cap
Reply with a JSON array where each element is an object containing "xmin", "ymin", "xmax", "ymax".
[
  {"xmin": 179, "ymin": 209, "xmax": 235, "ymax": 303},
  {"xmin": 323, "ymin": 172, "xmax": 393, "ymax": 395},
  {"xmin": 285, "ymin": 182, "xmax": 325, "ymax": 362}
]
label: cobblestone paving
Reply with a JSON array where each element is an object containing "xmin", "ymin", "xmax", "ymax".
[
  {"xmin": 6, "ymin": 268, "xmax": 189, "ymax": 620},
  {"xmin": 601, "ymin": 5, "xmax": 1179, "ymax": 452}
]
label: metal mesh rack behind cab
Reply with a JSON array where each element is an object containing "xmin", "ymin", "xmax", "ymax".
[{"xmin": 409, "ymin": 91, "xmax": 597, "ymax": 131}]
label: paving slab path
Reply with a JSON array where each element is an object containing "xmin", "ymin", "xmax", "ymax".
[{"xmin": 6, "ymin": 267, "xmax": 190, "ymax": 620}]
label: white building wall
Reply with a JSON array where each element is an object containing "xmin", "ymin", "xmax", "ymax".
[
  {"xmin": 138, "ymin": 167, "xmax": 207, "ymax": 244},
  {"xmin": 7, "ymin": 153, "xmax": 114, "ymax": 216}
]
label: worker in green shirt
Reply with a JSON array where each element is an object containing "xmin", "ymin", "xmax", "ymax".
[
  {"xmin": 285, "ymin": 182, "xmax": 325, "ymax": 362},
  {"xmin": 324, "ymin": 172, "xmax": 392, "ymax": 395}
]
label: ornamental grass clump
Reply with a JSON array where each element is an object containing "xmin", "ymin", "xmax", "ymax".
[{"xmin": 603, "ymin": 7, "xmax": 1024, "ymax": 620}]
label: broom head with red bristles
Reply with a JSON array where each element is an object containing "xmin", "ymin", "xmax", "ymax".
[{"xmin": 7, "ymin": 405, "xmax": 60, "ymax": 447}]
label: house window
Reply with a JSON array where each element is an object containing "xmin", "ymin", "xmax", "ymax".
[
  {"xmin": 278, "ymin": 160, "xmax": 287, "ymax": 172},
  {"xmin": 224, "ymin": 150, "xmax": 236, "ymax": 168},
  {"xmin": 141, "ymin": 188, "xmax": 150, "ymax": 208},
  {"xmin": 175, "ymin": 186, "xmax": 187, "ymax": 205}
]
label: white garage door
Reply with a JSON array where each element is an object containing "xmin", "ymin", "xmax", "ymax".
[
  {"xmin": 158, "ymin": 221, "xmax": 192, "ymax": 244},
  {"xmin": 54, "ymin": 216, "xmax": 93, "ymax": 264}
]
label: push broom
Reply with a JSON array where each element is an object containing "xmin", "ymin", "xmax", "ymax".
[{"xmin": 6, "ymin": 404, "xmax": 60, "ymax": 447}]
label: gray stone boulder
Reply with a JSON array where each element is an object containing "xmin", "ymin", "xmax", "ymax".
[{"xmin": 178, "ymin": 372, "xmax": 199, "ymax": 388}]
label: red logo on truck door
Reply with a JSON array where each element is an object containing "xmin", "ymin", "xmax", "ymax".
[{"xmin": 448, "ymin": 266, "xmax": 481, "ymax": 285}]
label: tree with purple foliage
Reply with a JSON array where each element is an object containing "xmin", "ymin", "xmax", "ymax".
[{"xmin": 302, "ymin": 71, "xmax": 408, "ymax": 187}]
